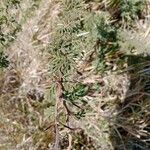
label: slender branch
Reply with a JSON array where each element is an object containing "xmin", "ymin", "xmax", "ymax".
[{"xmin": 54, "ymin": 79, "xmax": 63, "ymax": 150}]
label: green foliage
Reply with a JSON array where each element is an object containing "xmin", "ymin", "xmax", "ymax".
[
  {"xmin": 87, "ymin": 14, "xmax": 123, "ymax": 71},
  {"xmin": 0, "ymin": 0, "xmax": 148, "ymax": 149},
  {"xmin": 120, "ymin": 0, "xmax": 144, "ymax": 22},
  {"xmin": 75, "ymin": 109, "xmax": 86, "ymax": 119},
  {"xmin": 96, "ymin": 18, "xmax": 119, "ymax": 62},
  {"xmin": 0, "ymin": 51, "xmax": 9, "ymax": 68},
  {"xmin": 0, "ymin": 0, "xmax": 21, "ymax": 70},
  {"xmin": 106, "ymin": 0, "xmax": 145, "ymax": 25},
  {"xmin": 63, "ymin": 83, "xmax": 88, "ymax": 119},
  {"xmin": 5, "ymin": 0, "xmax": 21, "ymax": 8},
  {"xmin": 63, "ymin": 84, "xmax": 88, "ymax": 102},
  {"xmin": 49, "ymin": 0, "xmax": 88, "ymax": 77},
  {"xmin": 0, "ymin": 1, "xmax": 22, "ymax": 49}
]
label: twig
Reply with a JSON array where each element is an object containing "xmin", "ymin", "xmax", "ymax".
[
  {"xmin": 54, "ymin": 79, "xmax": 64, "ymax": 150},
  {"xmin": 59, "ymin": 121, "xmax": 81, "ymax": 131},
  {"xmin": 53, "ymin": 76, "xmax": 84, "ymax": 149},
  {"xmin": 44, "ymin": 122, "xmax": 54, "ymax": 131},
  {"xmin": 54, "ymin": 104, "xmax": 60, "ymax": 150},
  {"xmin": 67, "ymin": 134, "xmax": 72, "ymax": 150}
]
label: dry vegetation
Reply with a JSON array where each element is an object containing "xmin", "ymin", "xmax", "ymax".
[{"xmin": 0, "ymin": 0, "xmax": 150, "ymax": 150}]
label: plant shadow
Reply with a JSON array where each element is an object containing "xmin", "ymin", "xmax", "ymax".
[{"xmin": 109, "ymin": 53, "xmax": 150, "ymax": 150}]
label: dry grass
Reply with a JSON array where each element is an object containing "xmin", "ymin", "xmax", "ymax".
[
  {"xmin": 0, "ymin": 0, "xmax": 150, "ymax": 150},
  {"xmin": 0, "ymin": 0, "xmax": 60, "ymax": 149}
]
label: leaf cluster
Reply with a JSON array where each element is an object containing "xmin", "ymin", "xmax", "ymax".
[
  {"xmin": 0, "ymin": 51, "xmax": 9, "ymax": 68},
  {"xmin": 0, "ymin": 1, "xmax": 21, "ymax": 49}
]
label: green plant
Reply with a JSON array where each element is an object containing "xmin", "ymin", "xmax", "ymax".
[
  {"xmin": 0, "ymin": 0, "xmax": 22, "ymax": 49},
  {"xmin": 0, "ymin": 0, "xmax": 149, "ymax": 149},
  {"xmin": 95, "ymin": 18, "xmax": 120, "ymax": 71},
  {"xmin": 6, "ymin": 0, "xmax": 21, "ymax": 7},
  {"xmin": 63, "ymin": 84, "xmax": 88, "ymax": 102},
  {"xmin": 0, "ymin": 51, "xmax": 9, "ymax": 68},
  {"xmin": 121, "ymin": 0, "xmax": 144, "ymax": 23},
  {"xmin": 106, "ymin": 0, "xmax": 145, "ymax": 26}
]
